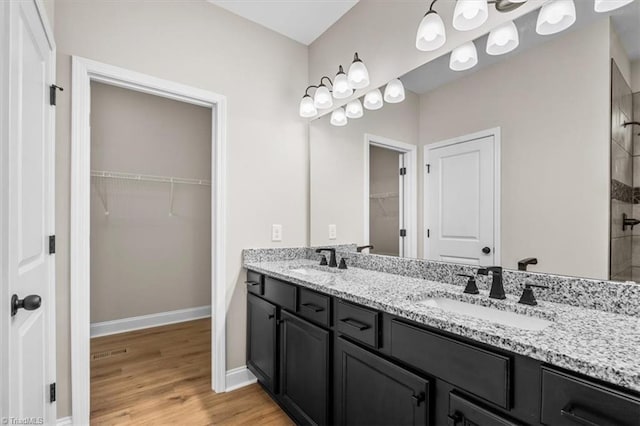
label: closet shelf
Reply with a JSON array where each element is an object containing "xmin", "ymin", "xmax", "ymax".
[
  {"xmin": 91, "ymin": 170, "xmax": 211, "ymax": 186},
  {"xmin": 370, "ymin": 192, "xmax": 399, "ymax": 200}
]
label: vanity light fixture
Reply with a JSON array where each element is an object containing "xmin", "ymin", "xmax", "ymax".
[
  {"xmin": 486, "ymin": 20, "xmax": 519, "ymax": 55},
  {"xmin": 345, "ymin": 99, "xmax": 364, "ymax": 119},
  {"xmin": 416, "ymin": 0, "xmax": 447, "ymax": 52},
  {"xmin": 348, "ymin": 52, "xmax": 370, "ymax": 90},
  {"xmin": 536, "ymin": 0, "xmax": 576, "ymax": 35},
  {"xmin": 450, "ymin": 41, "xmax": 478, "ymax": 71},
  {"xmin": 594, "ymin": 0, "xmax": 635, "ymax": 12},
  {"xmin": 384, "ymin": 79, "xmax": 406, "ymax": 103},
  {"xmin": 299, "ymin": 90, "xmax": 318, "ymax": 118},
  {"xmin": 364, "ymin": 89, "xmax": 384, "ymax": 110},
  {"xmin": 453, "ymin": 0, "xmax": 489, "ymax": 31},
  {"xmin": 314, "ymin": 80, "xmax": 333, "ymax": 109},
  {"xmin": 332, "ymin": 65, "xmax": 353, "ymax": 99},
  {"xmin": 330, "ymin": 107, "xmax": 348, "ymax": 126}
]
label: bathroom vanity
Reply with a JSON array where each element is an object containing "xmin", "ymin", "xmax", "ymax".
[{"xmin": 243, "ymin": 252, "xmax": 640, "ymax": 426}]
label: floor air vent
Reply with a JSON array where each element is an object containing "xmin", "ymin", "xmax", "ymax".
[{"xmin": 91, "ymin": 348, "xmax": 128, "ymax": 360}]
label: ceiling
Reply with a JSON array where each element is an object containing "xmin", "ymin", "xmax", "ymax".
[
  {"xmin": 402, "ymin": 1, "xmax": 640, "ymax": 95},
  {"xmin": 208, "ymin": 0, "xmax": 359, "ymax": 45}
]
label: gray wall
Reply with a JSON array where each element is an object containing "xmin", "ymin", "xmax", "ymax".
[
  {"xmin": 90, "ymin": 82, "xmax": 211, "ymax": 323},
  {"xmin": 54, "ymin": 0, "xmax": 309, "ymax": 418}
]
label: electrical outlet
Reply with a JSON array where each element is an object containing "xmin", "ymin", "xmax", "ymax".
[
  {"xmin": 272, "ymin": 224, "xmax": 282, "ymax": 242},
  {"xmin": 329, "ymin": 224, "xmax": 337, "ymax": 240}
]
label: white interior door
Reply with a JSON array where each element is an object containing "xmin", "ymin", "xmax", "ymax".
[
  {"xmin": 425, "ymin": 133, "xmax": 497, "ymax": 266},
  {"xmin": 4, "ymin": 1, "xmax": 56, "ymax": 423}
]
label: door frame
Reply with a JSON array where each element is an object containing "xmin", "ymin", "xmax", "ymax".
[
  {"xmin": 0, "ymin": 0, "xmax": 56, "ymax": 422},
  {"xmin": 423, "ymin": 127, "xmax": 501, "ymax": 264},
  {"xmin": 363, "ymin": 133, "xmax": 418, "ymax": 258},
  {"xmin": 70, "ymin": 57, "xmax": 228, "ymax": 423}
]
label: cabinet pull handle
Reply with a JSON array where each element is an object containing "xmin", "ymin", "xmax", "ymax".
[
  {"xmin": 339, "ymin": 318, "xmax": 370, "ymax": 331},
  {"xmin": 447, "ymin": 412, "xmax": 463, "ymax": 426},
  {"xmin": 560, "ymin": 405, "xmax": 600, "ymax": 426},
  {"xmin": 301, "ymin": 302, "xmax": 324, "ymax": 313},
  {"xmin": 411, "ymin": 392, "xmax": 425, "ymax": 407},
  {"xmin": 245, "ymin": 281, "xmax": 261, "ymax": 287}
]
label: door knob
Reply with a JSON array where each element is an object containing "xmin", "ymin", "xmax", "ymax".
[
  {"xmin": 482, "ymin": 246, "xmax": 491, "ymax": 254},
  {"xmin": 11, "ymin": 294, "xmax": 41, "ymax": 317}
]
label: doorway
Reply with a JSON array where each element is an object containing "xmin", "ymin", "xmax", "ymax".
[
  {"xmin": 70, "ymin": 57, "xmax": 227, "ymax": 424},
  {"xmin": 364, "ymin": 134, "xmax": 417, "ymax": 258},
  {"xmin": 423, "ymin": 128, "xmax": 501, "ymax": 266}
]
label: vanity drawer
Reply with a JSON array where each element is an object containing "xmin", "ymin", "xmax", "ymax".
[
  {"xmin": 245, "ymin": 270, "xmax": 264, "ymax": 296},
  {"xmin": 297, "ymin": 288, "xmax": 330, "ymax": 327},
  {"xmin": 540, "ymin": 367, "xmax": 640, "ymax": 426},
  {"xmin": 390, "ymin": 319, "xmax": 511, "ymax": 409},
  {"xmin": 263, "ymin": 277, "xmax": 297, "ymax": 311},
  {"xmin": 449, "ymin": 392, "xmax": 521, "ymax": 426},
  {"xmin": 335, "ymin": 300, "xmax": 380, "ymax": 348}
]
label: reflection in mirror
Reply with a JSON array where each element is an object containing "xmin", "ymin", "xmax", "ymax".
[{"xmin": 310, "ymin": 1, "xmax": 640, "ymax": 282}]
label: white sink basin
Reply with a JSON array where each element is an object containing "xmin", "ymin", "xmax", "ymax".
[
  {"xmin": 417, "ymin": 298, "xmax": 552, "ymax": 331},
  {"xmin": 289, "ymin": 267, "xmax": 341, "ymax": 278}
]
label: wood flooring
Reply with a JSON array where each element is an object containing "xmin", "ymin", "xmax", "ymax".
[{"xmin": 90, "ymin": 318, "xmax": 293, "ymax": 425}]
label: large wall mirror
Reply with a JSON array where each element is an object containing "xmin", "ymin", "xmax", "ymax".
[{"xmin": 310, "ymin": 1, "xmax": 640, "ymax": 282}]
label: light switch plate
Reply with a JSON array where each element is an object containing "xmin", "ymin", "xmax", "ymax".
[
  {"xmin": 329, "ymin": 224, "xmax": 337, "ymax": 240},
  {"xmin": 272, "ymin": 224, "xmax": 282, "ymax": 242}
]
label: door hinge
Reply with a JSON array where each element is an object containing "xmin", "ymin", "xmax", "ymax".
[
  {"xmin": 399, "ymin": 167, "xmax": 406, "ymax": 176},
  {"xmin": 400, "ymin": 229, "xmax": 407, "ymax": 237},
  {"xmin": 49, "ymin": 383, "xmax": 56, "ymax": 403},
  {"xmin": 49, "ymin": 84, "xmax": 64, "ymax": 106},
  {"xmin": 426, "ymin": 164, "xmax": 431, "ymax": 174},
  {"xmin": 427, "ymin": 229, "xmax": 430, "ymax": 238},
  {"xmin": 49, "ymin": 235, "xmax": 55, "ymax": 254}
]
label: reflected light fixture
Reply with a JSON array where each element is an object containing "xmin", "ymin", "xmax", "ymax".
[
  {"xmin": 449, "ymin": 41, "xmax": 478, "ymax": 71},
  {"xmin": 313, "ymin": 81, "xmax": 333, "ymax": 109},
  {"xmin": 364, "ymin": 89, "xmax": 384, "ymax": 110},
  {"xmin": 330, "ymin": 107, "xmax": 348, "ymax": 126},
  {"xmin": 348, "ymin": 52, "xmax": 370, "ymax": 90},
  {"xmin": 346, "ymin": 99, "xmax": 364, "ymax": 119},
  {"xmin": 486, "ymin": 21, "xmax": 519, "ymax": 55},
  {"xmin": 384, "ymin": 79, "xmax": 406, "ymax": 103},
  {"xmin": 416, "ymin": 0, "xmax": 446, "ymax": 52},
  {"xmin": 332, "ymin": 65, "xmax": 353, "ymax": 99},
  {"xmin": 594, "ymin": 0, "xmax": 635, "ymax": 12},
  {"xmin": 299, "ymin": 89, "xmax": 318, "ymax": 118},
  {"xmin": 536, "ymin": 0, "xmax": 576, "ymax": 35},
  {"xmin": 453, "ymin": 0, "xmax": 489, "ymax": 31}
]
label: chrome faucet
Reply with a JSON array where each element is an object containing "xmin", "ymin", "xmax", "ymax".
[{"xmin": 478, "ymin": 266, "xmax": 506, "ymax": 300}]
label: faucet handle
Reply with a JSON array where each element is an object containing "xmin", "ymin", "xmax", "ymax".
[
  {"xmin": 518, "ymin": 283, "xmax": 549, "ymax": 306},
  {"xmin": 457, "ymin": 274, "xmax": 479, "ymax": 295},
  {"xmin": 338, "ymin": 258, "xmax": 348, "ymax": 270},
  {"xmin": 319, "ymin": 255, "xmax": 328, "ymax": 266}
]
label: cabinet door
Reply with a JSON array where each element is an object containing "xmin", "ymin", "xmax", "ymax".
[
  {"xmin": 247, "ymin": 293, "xmax": 278, "ymax": 392},
  {"xmin": 336, "ymin": 337, "xmax": 430, "ymax": 426},
  {"xmin": 280, "ymin": 310, "xmax": 330, "ymax": 425}
]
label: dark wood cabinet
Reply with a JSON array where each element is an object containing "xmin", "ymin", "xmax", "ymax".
[
  {"xmin": 448, "ymin": 392, "xmax": 521, "ymax": 426},
  {"xmin": 247, "ymin": 293, "xmax": 278, "ymax": 392},
  {"xmin": 280, "ymin": 310, "xmax": 330, "ymax": 425},
  {"xmin": 335, "ymin": 337, "xmax": 430, "ymax": 426}
]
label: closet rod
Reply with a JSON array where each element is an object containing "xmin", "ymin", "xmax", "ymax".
[{"xmin": 91, "ymin": 170, "xmax": 211, "ymax": 186}]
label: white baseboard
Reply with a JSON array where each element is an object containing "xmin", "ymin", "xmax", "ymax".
[
  {"xmin": 56, "ymin": 416, "xmax": 73, "ymax": 426},
  {"xmin": 90, "ymin": 305, "xmax": 211, "ymax": 338},
  {"xmin": 225, "ymin": 366, "xmax": 257, "ymax": 392}
]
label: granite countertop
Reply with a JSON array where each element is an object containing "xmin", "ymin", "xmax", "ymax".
[{"xmin": 244, "ymin": 258, "xmax": 640, "ymax": 393}]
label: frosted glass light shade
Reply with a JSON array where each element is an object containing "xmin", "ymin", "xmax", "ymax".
[
  {"xmin": 314, "ymin": 85, "xmax": 333, "ymax": 109},
  {"xmin": 486, "ymin": 21, "xmax": 519, "ymax": 55},
  {"xmin": 536, "ymin": 0, "xmax": 576, "ymax": 35},
  {"xmin": 364, "ymin": 89, "xmax": 384, "ymax": 110},
  {"xmin": 450, "ymin": 41, "xmax": 478, "ymax": 71},
  {"xmin": 416, "ymin": 11, "xmax": 446, "ymax": 51},
  {"xmin": 348, "ymin": 54, "xmax": 370, "ymax": 90},
  {"xmin": 330, "ymin": 108, "xmax": 348, "ymax": 126},
  {"xmin": 453, "ymin": 0, "xmax": 489, "ymax": 31},
  {"xmin": 384, "ymin": 79, "xmax": 406, "ymax": 103},
  {"xmin": 299, "ymin": 95, "xmax": 317, "ymax": 118},
  {"xmin": 333, "ymin": 68, "xmax": 353, "ymax": 99},
  {"xmin": 345, "ymin": 99, "xmax": 364, "ymax": 119},
  {"xmin": 594, "ymin": 0, "xmax": 634, "ymax": 12}
]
